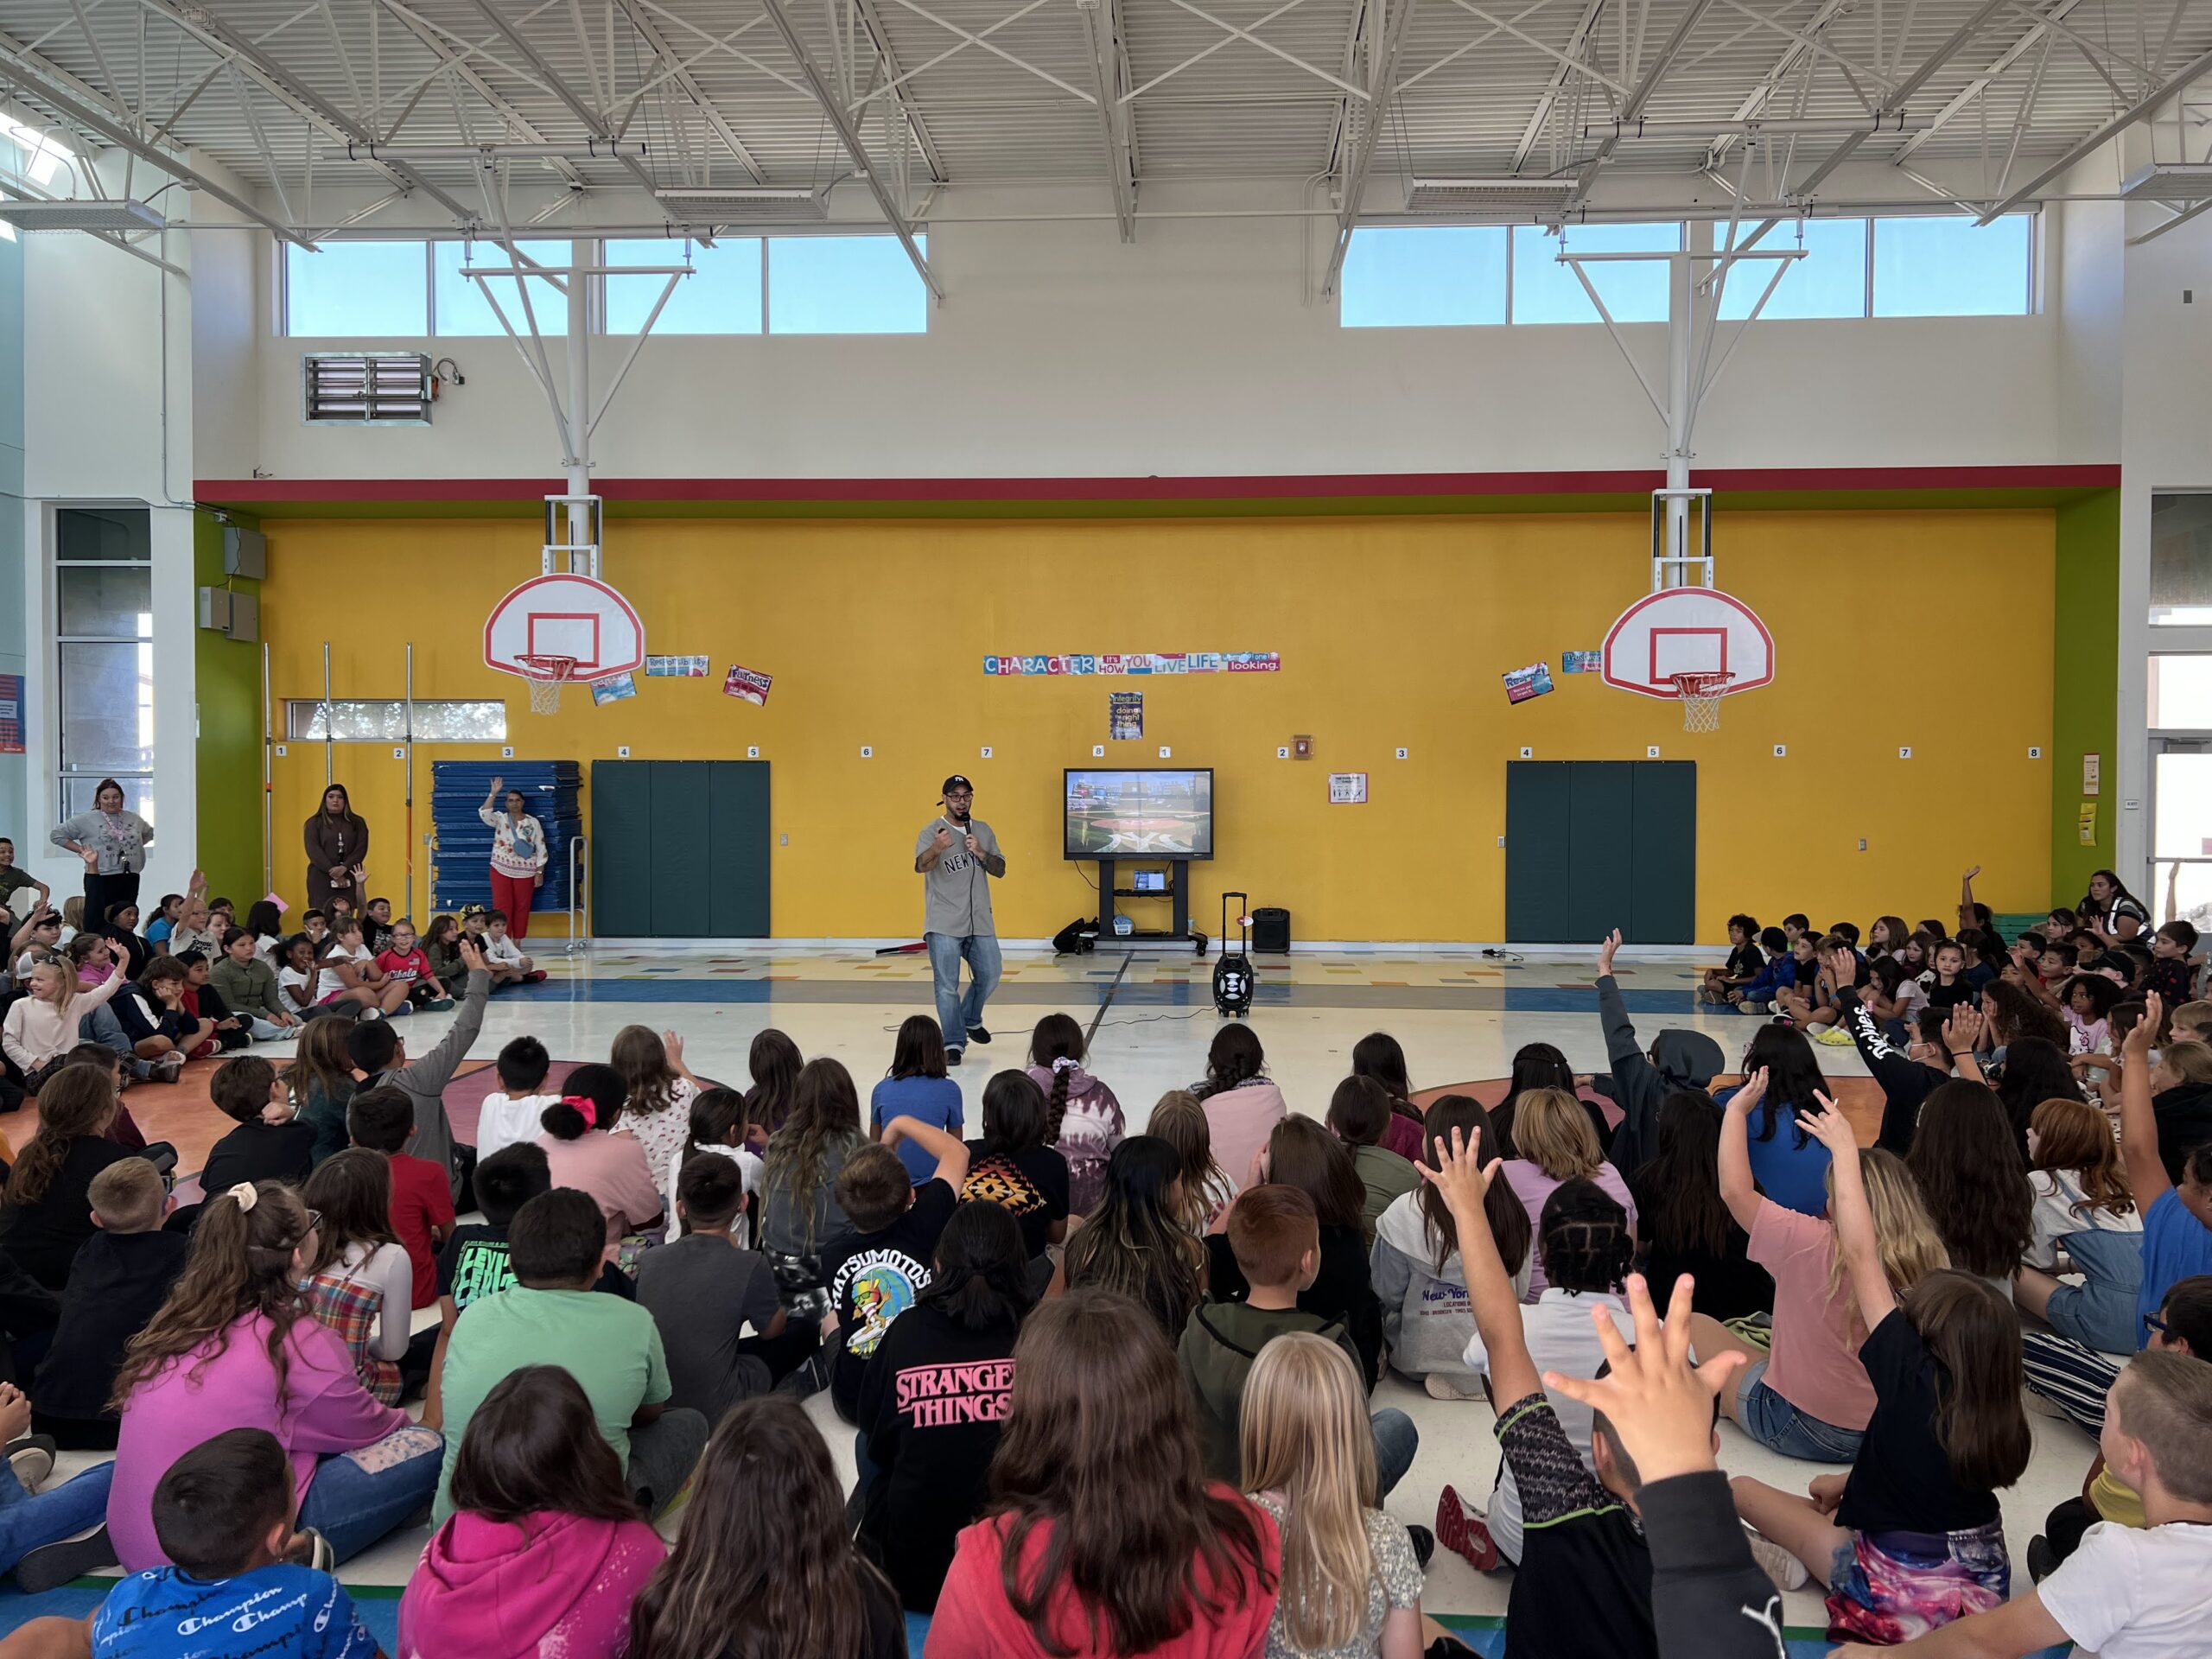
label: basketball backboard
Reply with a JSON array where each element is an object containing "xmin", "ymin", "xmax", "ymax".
[
  {"xmin": 1600, "ymin": 587, "xmax": 1773, "ymax": 699},
  {"xmin": 484, "ymin": 574, "xmax": 645, "ymax": 678}
]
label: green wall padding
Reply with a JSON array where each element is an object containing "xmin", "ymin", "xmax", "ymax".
[
  {"xmin": 2052, "ymin": 491, "xmax": 2120, "ymax": 908},
  {"xmin": 194, "ymin": 512, "xmax": 264, "ymax": 909}
]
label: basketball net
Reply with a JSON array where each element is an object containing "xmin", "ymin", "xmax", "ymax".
[
  {"xmin": 1670, "ymin": 671, "xmax": 1733, "ymax": 733},
  {"xmin": 516, "ymin": 654, "xmax": 577, "ymax": 715}
]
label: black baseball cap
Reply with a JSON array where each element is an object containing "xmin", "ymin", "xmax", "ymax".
[{"xmin": 942, "ymin": 775, "xmax": 974, "ymax": 796}]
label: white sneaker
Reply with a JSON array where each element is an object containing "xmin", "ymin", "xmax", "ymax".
[
  {"xmin": 1424, "ymin": 1372, "xmax": 1484, "ymax": 1402},
  {"xmin": 152, "ymin": 1052, "xmax": 184, "ymax": 1084},
  {"xmin": 1743, "ymin": 1525, "xmax": 1809, "ymax": 1592}
]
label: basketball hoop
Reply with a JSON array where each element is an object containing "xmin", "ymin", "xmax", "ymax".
[
  {"xmin": 515, "ymin": 654, "xmax": 577, "ymax": 715},
  {"xmin": 1670, "ymin": 671, "xmax": 1734, "ymax": 733}
]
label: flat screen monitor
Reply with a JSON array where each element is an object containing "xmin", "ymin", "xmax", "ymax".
[{"xmin": 1064, "ymin": 768, "xmax": 1214, "ymax": 860}]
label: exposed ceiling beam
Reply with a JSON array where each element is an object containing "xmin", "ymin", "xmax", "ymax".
[
  {"xmin": 1982, "ymin": 40, "xmax": 2212, "ymax": 219},
  {"xmin": 848, "ymin": 0, "xmax": 950, "ymax": 182},
  {"xmin": 0, "ymin": 52, "xmax": 313, "ymax": 245},
  {"xmin": 1893, "ymin": 0, "xmax": 2087, "ymax": 165},
  {"xmin": 1565, "ymin": 0, "xmax": 1721, "ymax": 208},
  {"xmin": 1321, "ymin": 0, "xmax": 1419, "ymax": 295},
  {"xmin": 755, "ymin": 0, "xmax": 943, "ymax": 299},
  {"xmin": 459, "ymin": 0, "xmax": 666, "ymax": 202},
  {"xmin": 362, "ymin": 0, "xmax": 587, "ymax": 192},
  {"xmin": 1076, "ymin": 0, "xmax": 1135, "ymax": 240},
  {"xmin": 607, "ymin": 0, "xmax": 767, "ymax": 182},
  {"xmin": 1509, "ymin": 0, "xmax": 1602, "ymax": 175},
  {"xmin": 1703, "ymin": 0, "xmax": 1852, "ymax": 172}
]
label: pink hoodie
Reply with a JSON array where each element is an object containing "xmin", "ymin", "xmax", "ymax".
[{"xmin": 397, "ymin": 1509, "xmax": 665, "ymax": 1659}]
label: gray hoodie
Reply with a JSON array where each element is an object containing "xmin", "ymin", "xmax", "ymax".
[
  {"xmin": 359, "ymin": 968, "xmax": 488, "ymax": 1198},
  {"xmin": 1370, "ymin": 1189, "xmax": 1531, "ymax": 1381}
]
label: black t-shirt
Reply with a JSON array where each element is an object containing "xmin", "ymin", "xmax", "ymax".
[
  {"xmin": 1629, "ymin": 1173, "xmax": 1775, "ymax": 1321},
  {"xmin": 436, "ymin": 1222, "xmax": 633, "ymax": 1311},
  {"xmin": 1838, "ymin": 1309, "xmax": 1999, "ymax": 1535},
  {"xmin": 33, "ymin": 1228, "xmax": 189, "ymax": 1422},
  {"xmin": 1497, "ymin": 1391, "xmax": 1656, "ymax": 1659},
  {"xmin": 1204, "ymin": 1222, "xmax": 1384, "ymax": 1385},
  {"xmin": 198, "ymin": 1121, "xmax": 316, "ymax": 1196},
  {"xmin": 2155, "ymin": 1083, "xmax": 2212, "ymax": 1185},
  {"xmin": 958, "ymin": 1145, "xmax": 1069, "ymax": 1260},
  {"xmin": 856, "ymin": 1299, "xmax": 1019, "ymax": 1612},
  {"xmin": 0, "ymin": 1138, "xmax": 137, "ymax": 1289},
  {"xmin": 1724, "ymin": 941, "xmax": 1763, "ymax": 981},
  {"xmin": 1924, "ymin": 977, "xmax": 1976, "ymax": 1013},
  {"xmin": 820, "ymin": 1180, "xmax": 959, "ymax": 1421}
]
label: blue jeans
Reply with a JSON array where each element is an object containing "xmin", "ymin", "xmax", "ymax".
[
  {"xmin": 926, "ymin": 932, "xmax": 1001, "ymax": 1051},
  {"xmin": 82, "ymin": 1004, "xmax": 153, "ymax": 1079},
  {"xmin": 0, "ymin": 1459, "xmax": 111, "ymax": 1570},
  {"xmin": 1371, "ymin": 1408, "xmax": 1416, "ymax": 1497},
  {"xmin": 1733, "ymin": 1358, "xmax": 1864, "ymax": 1464},
  {"xmin": 244, "ymin": 1016, "xmax": 292, "ymax": 1042},
  {"xmin": 296, "ymin": 1426, "xmax": 443, "ymax": 1563}
]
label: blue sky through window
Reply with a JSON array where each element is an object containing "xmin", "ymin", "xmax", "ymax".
[
  {"xmin": 1718, "ymin": 218, "xmax": 1867, "ymax": 320},
  {"xmin": 767, "ymin": 235, "xmax": 927, "ymax": 334},
  {"xmin": 285, "ymin": 242, "xmax": 427, "ymax": 334},
  {"xmin": 1873, "ymin": 215, "xmax": 2031, "ymax": 316},
  {"xmin": 607, "ymin": 238, "xmax": 764, "ymax": 334},
  {"xmin": 1341, "ymin": 226, "xmax": 1507, "ymax": 327}
]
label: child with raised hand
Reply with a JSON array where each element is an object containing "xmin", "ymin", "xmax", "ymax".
[
  {"xmin": 870, "ymin": 1013, "xmax": 963, "ymax": 1185},
  {"xmin": 1732, "ymin": 1097, "xmax": 2030, "ymax": 1643},
  {"xmin": 610, "ymin": 1025, "xmax": 701, "ymax": 1194},
  {"xmin": 1829, "ymin": 1347, "xmax": 2212, "ymax": 1658},
  {"xmin": 1025, "ymin": 1011, "xmax": 1124, "ymax": 1214},
  {"xmin": 1689, "ymin": 1070, "xmax": 1948, "ymax": 1466},
  {"xmin": 2015, "ymin": 1094, "xmax": 2145, "ymax": 1355},
  {"xmin": 1421, "ymin": 1126, "xmax": 1668, "ymax": 1658}
]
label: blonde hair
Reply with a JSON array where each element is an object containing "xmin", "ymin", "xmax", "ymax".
[
  {"xmin": 1239, "ymin": 1332, "xmax": 1381, "ymax": 1652},
  {"xmin": 1512, "ymin": 1087, "xmax": 1603, "ymax": 1181},
  {"xmin": 2161, "ymin": 1042, "xmax": 2212, "ymax": 1086},
  {"xmin": 1149, "ymin": 1090, "xmax": 1231, "ymax": 1234},
  {"xmin": 88, "ymin": 1157, "xmax": 164, "ymax": 1233},
  {"xmin": 2169, "ymin": 1001, "xmax": 2212, "ymax": 1043},
  {"xmin": 1825, "ymin": 1147, "xmax": 1948, "ymax": 1323},
  {"xmin": 29, "ymin": 959, "xmax": 75, "ymax": 1017}
]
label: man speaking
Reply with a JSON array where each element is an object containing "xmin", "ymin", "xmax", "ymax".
[{"xmin": 915, "ymin": 775, "xmax": 1007, "ymax": 1065}]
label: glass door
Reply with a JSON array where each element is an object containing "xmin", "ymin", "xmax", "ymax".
[{"xmin": 2152, "ymin": 737, "xmax": 2212, "ymax": 927}]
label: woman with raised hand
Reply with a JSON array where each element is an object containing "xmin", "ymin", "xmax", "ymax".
[{"xmin": 476, "ymin": 776, "xmax": 550, "ymax": 939}]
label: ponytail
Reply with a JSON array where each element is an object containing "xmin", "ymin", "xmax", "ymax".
[
  {"xmin": 1028, "ymin": 1014, "xmax": 1086, "ymax": 1147},
  {"xmin": 1046, "ymin": 1060, "xmax": 1074, "ymax": 1147}
]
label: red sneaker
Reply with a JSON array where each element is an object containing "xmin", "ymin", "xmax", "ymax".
[
  {"xmin": 525, "ymin": 970, "xmax": 547, "ymax": 983},
  {"xmin": 1435, "ymin": 1484, "xmax": 1499, "ymax": 1573}
]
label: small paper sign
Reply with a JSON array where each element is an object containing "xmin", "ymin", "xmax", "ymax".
[
  {"xmin": 261, "ymin": 892, "xmax": 289, "ymax": 915},
  {"xmin": 723, "ymin": 664, "xmax": 773, "ymax": 706},
  {"xmin": 1109, "ymin": 691, "xmax": 1144, "ymax": 741},
  {"xmin": 2079, "ymin": 802, "xmax": 2099, "ymax": 846},
  {"xmin": 645, "ymin": 655, "xmax": 710, "ymax": 677},
  {"xmin": 1561, "ymin": 651, "xmax": 1601, "ymax": 674},
  {"xmin": 1503, "ymin": 662, "xmax": 1555, "ymax": 704},
  {"xmin": 591, "ymin": 672, "xmax": 638, "ymax": 705},
  {"xmin": 1329, "ymin": 772, "xmax": 1368, "ymax": 804},
  {"xmin": 2082, "ymin": 753, "xmax": 2101, "ymax": 797}
]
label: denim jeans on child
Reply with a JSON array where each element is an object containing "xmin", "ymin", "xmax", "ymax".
[
  {"xmin": 296, "ymin": 1426, "xmax": 444, "ymax": 1563},
  {"xmin": 0, "ymin": 1458, "xmax": 111, "ymax": 1572}
]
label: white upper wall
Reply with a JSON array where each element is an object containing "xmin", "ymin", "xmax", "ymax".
[{"xmin": 207, "ymin": 178, "xmax": 2091, "ymax": 485}]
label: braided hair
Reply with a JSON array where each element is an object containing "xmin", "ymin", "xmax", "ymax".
[{"xmin": 1029, "ymin": 1013, "xmax": 1086, "ymax": 1146}]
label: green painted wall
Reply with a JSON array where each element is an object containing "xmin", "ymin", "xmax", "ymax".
[
  {"xmin": 194, "ymin": 512, "xmax": 264, "ymax": 907},
  {"xmin": 2052, "ymin": 489, "xmax": 2120, "ymax": 907}
]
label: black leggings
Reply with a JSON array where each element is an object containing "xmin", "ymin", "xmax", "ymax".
[{"xmin": 81, "ymin": 871, "xmax": 138, "ymax": 929}]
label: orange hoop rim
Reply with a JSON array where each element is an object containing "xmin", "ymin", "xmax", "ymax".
[
  {"xmin": 1669, "ymin": 671, "xmax": 1735, "ymax": 698},
  {"xmin": 514, "ymin": 653, "xmax": 579, "ymax": 682}
]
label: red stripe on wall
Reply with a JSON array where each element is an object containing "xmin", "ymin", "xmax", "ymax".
[{"xmin": 194, "ymin": 464, "xmax": 2121, "ymax": 506}]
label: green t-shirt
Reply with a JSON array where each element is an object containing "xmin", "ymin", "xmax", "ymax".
[{"xmin": 433, "ymin": 1285, "xmax": 671, "ymax": 1524}]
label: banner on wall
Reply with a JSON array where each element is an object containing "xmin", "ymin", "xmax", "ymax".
[
  {"xmin": 645, "ymin": 656, "xmax": 709, "ymax": 677},
  {"xmin": 1503, "ymin": 662, "xmax": 1554, "ymax": 704},
  {"xmin": 723, "ymin": 664, "xmax": 773, "ymax": 706},
  {"xmin": 1109, "ymin": 692, "xmax": 1144, "ymax": 741},
  {"xmin": 0, "ymin": 673, "xmax": 19, "ymax": 754},
  {"xmin": 984, "ymin": 652, "xmax": 1280, "ymax": 677},
  {"xmin": 1561, "ymin": 651, "xmax": 1602, "ymax": 674},
  {"xmin": 590, "ymin": 672, "xmax": 638, "ymax": 706}
]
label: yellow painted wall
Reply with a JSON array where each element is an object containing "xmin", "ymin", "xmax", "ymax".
[{"xmin": 257, "ymin": 509, "xmax": 2054, "ymax": 943}]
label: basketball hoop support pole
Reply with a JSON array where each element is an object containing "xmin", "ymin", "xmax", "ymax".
[{"xmin": 1664, "ymin": 251, "xmax": 1694, "ymax": 580}]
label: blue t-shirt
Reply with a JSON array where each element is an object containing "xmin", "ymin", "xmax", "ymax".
[
  {"xmin": 2139, "ymin": 1187, "xmax": 2212, "ymax": 1349},
  {"xmin": 868, "ymin": 1075, "xmax": 964, "ymax": 1183},
  {"xmin": 92, "ymin": 1563, "xmax": 378, "ymax": 1657},
  {"xmin": 1718, "ymin": 1089, "xmax": 1833, "ymax": 1218},
  {"xmin": 144, "ymin": 918, "xmax": 174, "ymax": 946}
]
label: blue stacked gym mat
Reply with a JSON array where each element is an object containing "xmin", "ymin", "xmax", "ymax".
[{"xmin": 429, "ymin": 760, "xmax": 582, "ymax": 917}]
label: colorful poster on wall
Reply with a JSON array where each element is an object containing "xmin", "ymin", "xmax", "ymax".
[
  {"xmin": 2079, "ymin": 802, "xmax": 2099, "ymax": 846},
  {"xmin": 1503, "ymin": 662, "xmax": 1555, "ymax": 704},
  {"xmin": 0, "ymin": 673, "xmax": 19, "ymax": 754},
  {"xmin": 1109, "ymin": 691, "xmax": 1144, "ymax": 741},
  {"xmin": 723, "ymin": 664, "xmax": 773, "ymax": 706},
  {"xmin": 590, "ymin": 672, "xmax": 638, "ymax": 706},
  {"xmin": 646, "ymin": 655, "xmax": 709, "ymax": 677},
  {"xmin": 1328, "ymin": 772, "xmax": 1368, "ymax": 804},
  {"xmin": 983, "ymin": 652, "xmax": 1280, "ymax": 677},
  {"xmin": 1561, "ymin": 651, "xmax": 1602, "ymax": 674},
  {"xmin": 2082, "ymin": 753, "xmax": 2101, "ymax": 797}
]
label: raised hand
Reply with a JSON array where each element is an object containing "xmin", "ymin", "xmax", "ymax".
[
  {"xmin": 2127, "ymin": 992, "xmax": 2162, "ymax": 1057},
  {"xmin": 1963, "ymin": 864, "xmax": 1981, "ymax": 881},
  {"xmin": 457, "ymin": 938, "xmax": 489, "ymax": 975},
  {"xmin": 1796, "ymin": 1091, "xmax": 1857, "ymax": 1154},
  {"xmin": 1598, "ymin": 927, "xmax": 1623, "ymax": 977},
  {"xmin": 663, "ymin": 1030, "xmax": 684, "ymax": 1065},
  {"xmin": 488, "ymin": 776, "xmax": 504, "ymax": 797},
  {"xmin": 1942, "ymin": 1004, "xmax": 1982, "ymax": 1055},
  {"xmin": 1820, "ymin": 943, "xmax": 1858, "ymax": 989},
  {"xmin": 1415, "ymin": 1124, "xmax": 1491, "ymax": 1209},
  {"xmin": 1726, "ymin": 1065, "xmax": 1770, "ymax": 1116},
  {"xmin": 1540, "ymin": 1273, "xmax": 1739, "ymax": 1485}
]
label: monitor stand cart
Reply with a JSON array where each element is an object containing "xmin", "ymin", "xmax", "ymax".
[{"xmin": 1096, "ymin": 859, "xmax": 1207, "ymax": 955}]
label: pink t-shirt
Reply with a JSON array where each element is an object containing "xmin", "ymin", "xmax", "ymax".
[
  {"xmin": 109, "ymin": 1312, "xmax": 410, "ymax": 1571},
  {"xmin": 1500, "ymin": 1160, "xmax": 1640, "ymax": 1300},
  {"xmin": 1201, "ymin": 1081, "xmax": 1287, "ymax": 1203},
  {"xmin": 398, "ymin": 1510, "xmax": 664, "ymax": 1659},
  {"xmin": 1747, "ymin": 1198, "xmax": 1876, "ymax": 1431},
  {"xmin": 538, "ymin": 1130, "xmax": 665, "ymax": 1243}
]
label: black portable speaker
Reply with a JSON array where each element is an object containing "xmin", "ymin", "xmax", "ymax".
[{"xmin": 1251, "ymin": 907, "xmax": 1291, "ymax": 953}]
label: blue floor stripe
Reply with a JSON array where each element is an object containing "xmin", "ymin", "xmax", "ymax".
[{"xmin": 487, "ymin": 979, "xmax": 1719, "ymax": 1014}]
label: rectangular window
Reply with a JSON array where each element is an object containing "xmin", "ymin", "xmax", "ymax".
[
  {"xmin": 607, "ymin": 238, "xmax": 763, "ymax": 334},
  {"xmin": 285, "ymin": 699, "xmax": 509, "ymax": 742},
  {"xmin": 1511, "ymin": 222, "xmax": 1681, "ymax": 324},
  {"xmin": 1340, "ymin": 226, "xmax": 1509, "ymax": 327},
  {"xmin": 1719, "ymin": 219, "xmax": 1868, "ymax": 320},
  {"xmin": 766, "ymin": 236, "xmax": 927, "ymax": 334},
  {"xmin": 1872, "ymin": 215, "xmax": 2031, "ymax": 316},
  {"xmin": 54, "ymin": 507, "xmax": 153, "ymax": 827},
  {"xmin": 433, "ymin": 240, "xmax": 570, "ymax": 337},
  {"xmin": 2152, "ymin": 494, "xmax": 2212, "ymax": 626},
  {"xmin": 2150, "ymin": 656, "xmax": 2212, "ymax": 728},
  {"xmin": 283, "ymin": 242, "xmax": 429, "ymax": 335}
]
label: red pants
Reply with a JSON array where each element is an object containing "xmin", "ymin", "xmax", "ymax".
[{"xmin": 489, "ymin": 869, "xmax": 537, "ymax": 938}]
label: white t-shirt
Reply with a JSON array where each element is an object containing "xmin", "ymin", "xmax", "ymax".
[
  {"xmin": 661, "ymin": 1140, "xmax": 765, "ymax": 1248},
  {"xmin": 315, "ymin": 943, "xmax": 374, "ymax": 1001},
  {"xmin": 484, "ymin": 933, "xmax": 525, "ymax": 967},
  {"xmin": 475, "ymin": 1090, "xmax": 564, "ymax": 1164},
  {"xmin": 2026, "ymin": 1168, "xmax": 2145, "ymax": 1270},
  {"xmin": 2038, "ymin": 1519, "xmax": 2212, "ymax": 1657}
]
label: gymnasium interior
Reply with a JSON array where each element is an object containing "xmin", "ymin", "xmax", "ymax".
[{"xmin": 0, "ymin": 0, "xmax": 2209, "ymax": 1649}]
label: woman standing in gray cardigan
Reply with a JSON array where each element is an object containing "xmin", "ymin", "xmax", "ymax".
[{"xmin": 49, "ymin": 777, "xmax": 153, "ymax": 925}]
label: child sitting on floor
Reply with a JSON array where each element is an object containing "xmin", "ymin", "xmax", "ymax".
[
  {"xmin": 1327, "ymin": 1075, "xmax": 1419, "ymax": 1232},
  {"xmin": 348, "ymin": 1085, "xmax": 454, "ymax": 1312},
  {"xmin": 636, "ymin": 1156, "xmax": 798, "ymax": 1423},
  {"xmin": 870, "ymin": 1014, "xmax": 964, "ymax": 1186},
  {"xmin": 1700, "ymin": 912, "xmax": 1764, "ymax": 1004},
  {"xmin": 30, "ymin": 1158, "xmax": 184, "ymax": 1450},
  {"xmin": 1733, "ymin": 1098, "xmax": 2031, "ymax": 1643},
  {"xmin": 482, "ymin": 910, "xmax": 543, "ymax": 986},
  {"xmin": 314, "ymin": 918, "xmax": 407, "ymax": 1020},
  {"xmin": 474, "ymin": 1034, "xmax": 562, "ymax": 1163},
  {"xmin": 300, "ymin": 1149, "xmax": 419, "ymax": 1405},
  {"xmin": 422, "ymin": 914, "xmax": 465, "ymax": 989},
  {"xmin": 198, "ymin": 1054, "xmax": 315, "ymax": 1193},
  {"xmin": 375, "ymin": 918, "xmax": 454, "ymax": 1012}
]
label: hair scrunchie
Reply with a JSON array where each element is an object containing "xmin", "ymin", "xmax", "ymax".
[
  {"xmin": 561, "ymin": 1094, "xmax": 598, "ymax": 1129},
  {"xmin": 1052, "ymin": 1057, "xmax": 1080, "ymax": 1074},
  {"xmin": 227, "ymin": 1182, "xmax": 259, "ymax": 1212}
]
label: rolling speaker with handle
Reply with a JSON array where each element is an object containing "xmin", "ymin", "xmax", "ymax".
[{"xmin": 1251, "ymin": 907, "xmax": 1291, "ymax": 953}]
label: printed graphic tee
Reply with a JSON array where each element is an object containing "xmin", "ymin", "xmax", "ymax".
[{"xmin": 820, "ymin": 1179, "xmax": 958, "ymax": 1421}]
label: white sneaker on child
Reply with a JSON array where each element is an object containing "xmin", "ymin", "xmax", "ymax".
[{"xmin": 1743, "ymin": 1525, "xmax": 1809, "ymax": 1593}]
